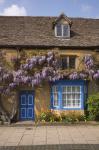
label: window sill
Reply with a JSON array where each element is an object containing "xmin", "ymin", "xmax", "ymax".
[
  {"xmin": 60, "ymin": 68, "xmax": 76, "ymax": 71},
  {"xmin": 55, "ymin": 36, "xmax": 70, "ymax": 40},
  {"xmin": 51, "ymin": 107, "xmax": 83, "ymax": 110}
]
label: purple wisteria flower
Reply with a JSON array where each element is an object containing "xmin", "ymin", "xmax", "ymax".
[
  {"xmin": 47, "ymin": 55, "xmax": 53, "ymax": 63},
  {"xmin": 30, "ymin": 57, "xmax": 37, "ymax": 64},
  {"xmin": 47, "ymin": 52, "xmax": 53, "ymax": 57},
  {"xmin": 23, "ymin": 64, "xmax": 29, "ymax": 70},
  {"xmin": 21, "ymin": 76, "xmax": 31, "ymax": 84},
  {"xmin": 3, "ymin": 74, "xmax": 10, "ymax": 80},
  {"xmin": 28, "ymin": 64, "xmax": 34, "ymax": 70},
  {"xmin": 93, "ymin": 72, "xmax": 99, "ymax": 79},
  {"xmin": 69, "ymin": 72, "xmax": 79, "ymax": 80},
  {"xmin": 79, "ymin": 73, "xmax": 87, "ymax": 79},
  {"xmin": 42, "ymin": 70, "xmax": 47, "ymax": 78},
  {"xmin": 38, "ymin": 56, "xmax": 46, "ymax": 65},
  {"xmin": 9, "ymin": 83, "xmax": 17, "ymax": 88},
  {"xmin": 88, "ymin": 69, "xmax": 95, "ymax": 75},
  {"xmin": 84, "ymin": 55, "xmax": 94, "ymax": 69},
  {"xmin": 4, "ymin": 88, "xmax": 10, "ymax": 95},
  {"xmin": 11, "ymin": 56, "xmax": 18, "ymax": 63}
]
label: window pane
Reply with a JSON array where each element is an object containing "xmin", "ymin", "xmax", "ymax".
[
  {"xmin": 56, "ymin": 24, "xmax": 62, "ymax": 36},
  {"xmin": 53, "ymin": 86, "xmax": 58, "ymax": 92},
  {"xmin": 53, "ymin": 93, "xmax": 58, "ymax": 106},
  {"xmin": 63, "ymin": 25, "xmax": 69, "ymax": 37},
  {"xmin": 62, "ymin": 93, "xmax": 66, "ymax": 107},
  {"xmin": 72, "ymin": 94, "xmax": 76, "ymax": 99},
  {"xmin": 75, "ymin": 94, "xmax": 80, "ymax": 99},
  {"xmin": 67, "ymin": 94, "xmax": 71, "ymax": 99},
  {"xmin": 62, "ymin": 86, "xmax": 67, "ymax": 92},
  {"xmin": 75, "ymin": 86, "xmax": 80, "ymax": 92},
  {"xmin": 67, "ymin": 86, "xmax": 71, "ymax": 92},
  {"xmin": 62, "ymin": 100, "xmax": 66, "ymax": 107},
  {"xmin": 60, "ymin": 56, "xmax": 76, "ymax": 70},
  {"xmin": 62, "ymin": 93, "xmax": 66, "ymax": 100},
  {"xmin": 72, "ymin": 86, "xmax": 76, "ymax": 92},
  {"xmin": 67, "ymin": 100, "xmax": 71, "ymax": 106},
  {"xmin": 76, "ymin": 100, "xmax": 80, "ymax": 105},
  {"xmin": 62, "ymin": 86, "xmax": 81, "ymax": 108},
  {"xmin": 52, "ymin": 86, "xmax": 58, "ymax": 107},
  {"xmin": 69, "ymin": 57, "xmax": 75, "ymax": 69},
  {"xmin": 73, "ymin": 100, "xmax": 75, "ymax": 106},
  {"xmin": 61, "ymin": 57, "xmax": 68, "ymax": 69}
]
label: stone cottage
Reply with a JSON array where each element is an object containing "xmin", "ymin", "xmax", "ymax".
[{"xmin": 0, "ymin": 13, "xmax": 99, "ymax": 122}]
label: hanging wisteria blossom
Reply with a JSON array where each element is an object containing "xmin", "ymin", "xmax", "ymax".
[
  {"xmin": 84, "ymin": 55, "xmax": 94, "ymax": 69},
  {"xmin": 0, "ymin": 51, "xmax": 99, "ymax": 95},
  {"xmin": 69, "ymin": 72, "xmax": 79, "ymax": 80},
  {"xmin": 93, "ymin": 71, "xmax": 99, "ymax": 80}
]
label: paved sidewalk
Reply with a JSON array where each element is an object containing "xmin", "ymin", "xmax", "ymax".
[{"xmin": 0, "ymin": 125, "xmax": 99, "ymax": 146}]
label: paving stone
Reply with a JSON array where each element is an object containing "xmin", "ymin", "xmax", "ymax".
[{"xmin": 0, "ymin": 125, "xmax": 99, "ymax": 147}]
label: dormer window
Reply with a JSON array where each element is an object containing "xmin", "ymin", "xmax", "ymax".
[
  {"xmin": 55, "ymin": 23, "xmax": 70, "ymax": 38},
  {"xmin": 54, "ymin": 13, "xmax": 72, "ymax": 38}
]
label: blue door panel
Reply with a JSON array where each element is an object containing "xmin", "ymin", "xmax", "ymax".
[
  {"xmin": 21, "ymin": 108, "xmax": 26, "ymax": 119},
  {"xmin": 19, "ymin": 91, "xmax": 34, "ymax": 120},
  {"xmin": 21, "ymin": 95, "xmax": 26, "ymax": 105},
  {"xmin": 28, "ymin": 95, "xmax": 33, "ymax": 105},
  {"xmin": 27, "ymin": 108, "xmax": 33, "ymax": 119}
]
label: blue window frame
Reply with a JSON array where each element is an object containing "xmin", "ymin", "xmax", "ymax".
[
  {"xmin": 51, "ymin": 80, "xmax": 87, "ymax": 110},
  {"xmin": 52, "ymin": 86, "xmax": 59, "ymax": 107}
]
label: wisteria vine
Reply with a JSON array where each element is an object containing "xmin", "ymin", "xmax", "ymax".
[{"xmin": 0, "ymin": 52, "xmax": 99, "ymax": 95}]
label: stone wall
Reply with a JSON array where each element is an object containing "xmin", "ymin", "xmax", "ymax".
[
  {"xmin": 35, "ymin": 82, "xmax": 50, "ymax": 118},
  {"xmin": 88, "ymin": 80, "xmax": 99, "ymax": 95}
]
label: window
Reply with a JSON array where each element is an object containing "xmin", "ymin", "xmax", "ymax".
[
  {"xmin": 51, "ymin": 80, "xmax": 86, "ymax": 110},
  {"xmin": 62, "ymin": 86, "xmax": 81, "ymax": 108},
  {"xmin": 55, "ymin": 24, "xmax": 70, "ymax": 38},
  {"xmin": 52, "ymin": 86, "xmax": 58, "ymax": 107},
  {"xmin": 61, "ymin": 56, "xmax": 76, "ymax": 69},
  {"xmin": 56, "ymin": 24, "xmax": 62, "ymax": 36}
]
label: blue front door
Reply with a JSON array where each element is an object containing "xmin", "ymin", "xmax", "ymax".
[{"xmin": 19, "ymin": 91, "xmax": 34, "ymax": 120}]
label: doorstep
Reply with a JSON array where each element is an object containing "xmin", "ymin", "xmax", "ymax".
[{"xmin": 11, "ymin": 121, "xmax": 36, "ymax": 127}]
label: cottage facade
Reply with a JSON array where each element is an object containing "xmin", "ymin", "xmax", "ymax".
[{"xmin": 0, "ymin": 14, "xmax": 99, "ymax": 122}]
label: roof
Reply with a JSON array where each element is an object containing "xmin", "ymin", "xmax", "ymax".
[
  {"xmin": 0, "ymin": 16, "xmax": 99, "ymax": 48},
  {"xmin": 54, "ymin": 13, "xmax": 72, "ymax": 26}
]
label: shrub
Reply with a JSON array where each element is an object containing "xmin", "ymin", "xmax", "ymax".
[
  {"xmin": 67, "ymin": 113, "xmax": 79, "ymax": 123},
  {"xmin": 77, "ymin": 115, "xmax": 86, "ymax": 122},
  {"xmin": 87, "ymin": 93, "xmax": 99, "ymax": 121},
  {"xmin": 61, "ymin": 112, "xmax": 87, "ymax": 123},
  {"xmin": 38, "ymin": 111, "xmax": 87, "ymax": 123},
  {"xmin": 38, "ymin": 111, "xmax": 61, "ymax": 122},
  {"xmin": 39, "ymin": 112, "xmax": 47, "ymax": 122},
  {"xmin": 61, "ymin": 113, "xmax": 72, "ymax": 123}
]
